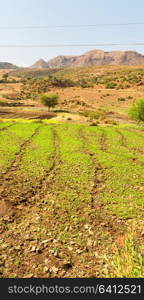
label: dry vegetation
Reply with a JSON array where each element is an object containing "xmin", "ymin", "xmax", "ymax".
[{"xmin": 0, "ymin": 65, "xmax": 144, "ymax": 123}]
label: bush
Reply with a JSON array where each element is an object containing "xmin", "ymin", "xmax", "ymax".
[
  {"xmin": 40, "ymin": 93, "xmax": 58, "ymax": 111},
  {"xmin": 0, "ymin": 100, "xmax": 8, "ymax": 106},
  {"xmin": 129, "ymin": 99, "xmax": 144, "ymax": 121},
  {"xmin": 78, "ymin": 79, "xmax": 91, "ymax": 88},
  {"xmin": 117, "ymin": 97, "xmax": 126, "ymax": 102},
  {"xmin": 127, "ymin": 96, "xmax": 133, "ymax": 100},
  {"xmin": 90, "ymin": 122, "xmax": 98, "ymax": 126},
  {"xmin": 2, "ymin": 73, "xmax": 9, "ymax": 82},
  {"xmin": 50, "ymin": 77, "xmax": 75, "ymax": 87},
  {"xmin": 105, "ymin": 82, "xmax": 117, "ymax": 89}
]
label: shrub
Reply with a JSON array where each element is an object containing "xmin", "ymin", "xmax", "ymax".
[
  {"xmin": 40, "ymin": 93, "xmax": 58, "ymax": 111},
  {"xmin": 0, "ymin": 100, "xmax": 8, "ymax": 106},
  {"xmin": 129, "ymin": 99, "xmax": 144, "ymax": 122},
  {"xmin": 50, "ymin": 77, "xmax": 75, "ymax": 87},
  {"xmin": 2, "ymin": 73, "xmax": 9, "ymax": 82},
  {"xmin": 78, "ymin": 79, "xmax": 91, "ymax": 88},
  {"xmin": 105, "ymin": 82, "xmax": 117, "ymax": 89},
  {"xmin": 90, "ymin": 122, "xmax": 98, "ymax": 126},
  {"xmin": 117, "ymin": 97, "xmax": 126, "ymax": 102}
]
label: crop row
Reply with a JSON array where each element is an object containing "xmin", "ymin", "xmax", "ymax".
[
  {"xmin": 83, "ymin": 126, "xmax": 144, "ymax": 219},
  {"xmin": 0, "ymin": 123, "xmax": 39, "ymax": 172}
]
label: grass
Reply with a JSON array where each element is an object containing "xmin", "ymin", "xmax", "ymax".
[
  {"xmin": 0, "ymin": 122, "xmax": 143, "ymax": 278},
  {"xmin": 0, "ymin": 121, "xmax": 12, "ymax": 129},
  {"xmin": 18, "ymin": 125, "xmax": 55, "ymax": 178},
  {"xmin": 53, "ymin": 124, "xmax": 94, "ymax": 213},
  {"xmin": 0, "ymin": 123, "xmax": 39, "ymax": 171},
  {"xmin": 84, "ymin": 126, "xmax": 144, "ymax": 218},
  {"xmin": 109, "ymin": 233, "xmax": 143, "ymax": 278}
]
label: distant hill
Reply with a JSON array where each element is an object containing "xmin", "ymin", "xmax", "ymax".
[
  {"xmin": 0, "ymin": 62, "xmax": 18, "ymax": 69},
  {"xmin": 30, "ymin": 50, "xmax": 144, "ymax": 69},
  {"xmin": 30, "ymin": 59, "xmax": 48, "ymax": 69}
]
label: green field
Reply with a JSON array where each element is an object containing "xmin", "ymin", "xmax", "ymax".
[{"xmin": 0, "ymin": 121, "xmax": 143, "ymax": 277}]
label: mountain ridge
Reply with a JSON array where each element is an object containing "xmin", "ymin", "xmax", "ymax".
[
  {"xmin": 30, "ymin": 50, "xmax": 144, "ymax": 69},
  {"xmin": 0, "ymin": 62, "xmax": 18, "ymax": 69}
]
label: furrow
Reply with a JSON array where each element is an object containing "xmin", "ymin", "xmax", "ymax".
[
  {"xmin": 78, "ymin": 127, "xmax": 106, "ymax": 210},
  {"xmin": 0, "ymin": 125, "xmax": 42, "ymax": 216},
  {"xmin": 30, "ymin": 127, "xmax": 61, "ymax": 204},
  {"xmin": 99, "ymin": 129, "xmax": 108, "ymax": 152},
  {"xmin": 0, "ymin": 125, "xmax": 42, "ymax": 183}
]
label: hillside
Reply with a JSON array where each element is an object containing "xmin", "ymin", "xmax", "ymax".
[
  {"xmin": 31, "ymin": 50, "xmax": 144, "ymax": 69},
  {"xmin": 5, "ymin": 64, "xmax": 144, "ymax": 122},
  {"xmin": 0, "ymin": 62, "xmax": 18, "ymax": 69}
]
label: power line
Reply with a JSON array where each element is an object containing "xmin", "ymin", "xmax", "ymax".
[
  {"xmin": 0, "ymin": 43, "xmax": 144, "ymax": 48},
  {"xmin": 0, "ymin": 23, "xmax": 144, "ymax": 30}
]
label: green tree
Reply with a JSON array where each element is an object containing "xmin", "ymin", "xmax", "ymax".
[
  {"xmin": 129, "ymin": 99, "xmax": 144, "ymax": 122},
  {"xmin": 2, "ymin": 73, "xmax": 9, "ymax": 82},
  {"xmin": 40, "ymin": 93, "xmax": 58, "ymax": 111}
]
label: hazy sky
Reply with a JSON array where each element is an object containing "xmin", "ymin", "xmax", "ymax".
[{"xmin": 0, "ymin": 0, "xmax": 144, "ymax": 66}]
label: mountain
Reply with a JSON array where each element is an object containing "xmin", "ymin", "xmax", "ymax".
[
  {"xmin": 0, "ymin": 62, "xmax": 18, "ymax": 69},
  {"xmin": 31, "ymin": 59, "xmax": 48, "ymax": 69},
  {"xmin": 31, "ymin": 50, "xmax": 144, "ymax": 69}
]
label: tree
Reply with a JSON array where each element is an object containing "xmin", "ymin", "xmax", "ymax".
[
  {"xmin": 129, "ymin": 99, "xmax": 144, "ymax": 122},
  {"xmin": 40, "ymin": 93, "xmax": 58, "ymax": 111},
  {"xmin": 2, "ymin": 73, "xmax": 9, "ymax": 82}
]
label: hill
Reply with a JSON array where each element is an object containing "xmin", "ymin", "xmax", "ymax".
[
  {"xmin": 0, "ymin": 62, "xmax": 18, "ymax": 69},
  {"xmin": 30, "ymin": 59, "xmax": 48, "ymax": 69},
  {"xmin": 30, "ymin": 50, "xmax": 144, "ymax": 69}
]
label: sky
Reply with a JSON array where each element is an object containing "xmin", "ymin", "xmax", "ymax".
[{"xmin": 0, "ymin": 0, "xmax": 144, "ymax": 66}]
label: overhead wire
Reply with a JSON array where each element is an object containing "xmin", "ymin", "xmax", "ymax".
[
  {"xmin": 0, "ymin": 22, "xmax": 144, "ymax": 30},
  {"xmin": 0, "ymin": 43, "xmax": 144, "ymax": 48}
]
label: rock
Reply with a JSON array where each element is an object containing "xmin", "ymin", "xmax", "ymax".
[
  {"xmin": 53, "ymin": 250, "xmax": 59, "ymax": 258},
  {"xmin": 43, "ymin": 266, "xmax": 49, "ymax": 273},
  {"xmin": 44, "ymin": 258, "xmax": 49, "ymax": 265},
  {"xmin": 41, "ymin": 240, "xmax": 50, "ymax": 244},
  {"xmin": 0, "ymin": 261, "xmax": 5, "ymax": 267},
  {"xmin": 1, "ymin": 243, "xmax": 8, "ymax": 250},
  {"xmin": 69, "ymin": 241, "xmax": 75, "ymax": 245},
  {"xmin": 0, "ymin": 267, "xmax": 3, "ymax": 275},
  {"xmin": 63, "ymin": 263, "xmax": 73, "ymax": 271},
  {"xmin": 67, "ymin": 246, "xmax": 73, "ymax": 251},
  {"xmin": 24, "ymin": 274, "xmax": 34, "ymax": 278},
  {"xmin": 84, "ymin": 224, "xmax": 89, "ymax": 230},
  {"xmin": 36, "ymin": 247, "xmax": 43, "ymax": 253},
  {"xmin": 30, "ymin": 246, "xmax": 36, "ymax": 252},
  {"xmin": 50, "ymin": 266, "xmax": 59, "ymax": 274},
  {"xmin": 76, "ymin": 249, "xmax": 83, "ymax": 254},
  {"xmin": 87, "ymin": 239, "xmax": 93, "ymax": 247},
  {"xmin": 88, "ymin": 230, "xmax": 94, "ymax": 235},
  {"xmin": 14, "ymin": 246, "xmax": 21, "ymax": 250}
]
